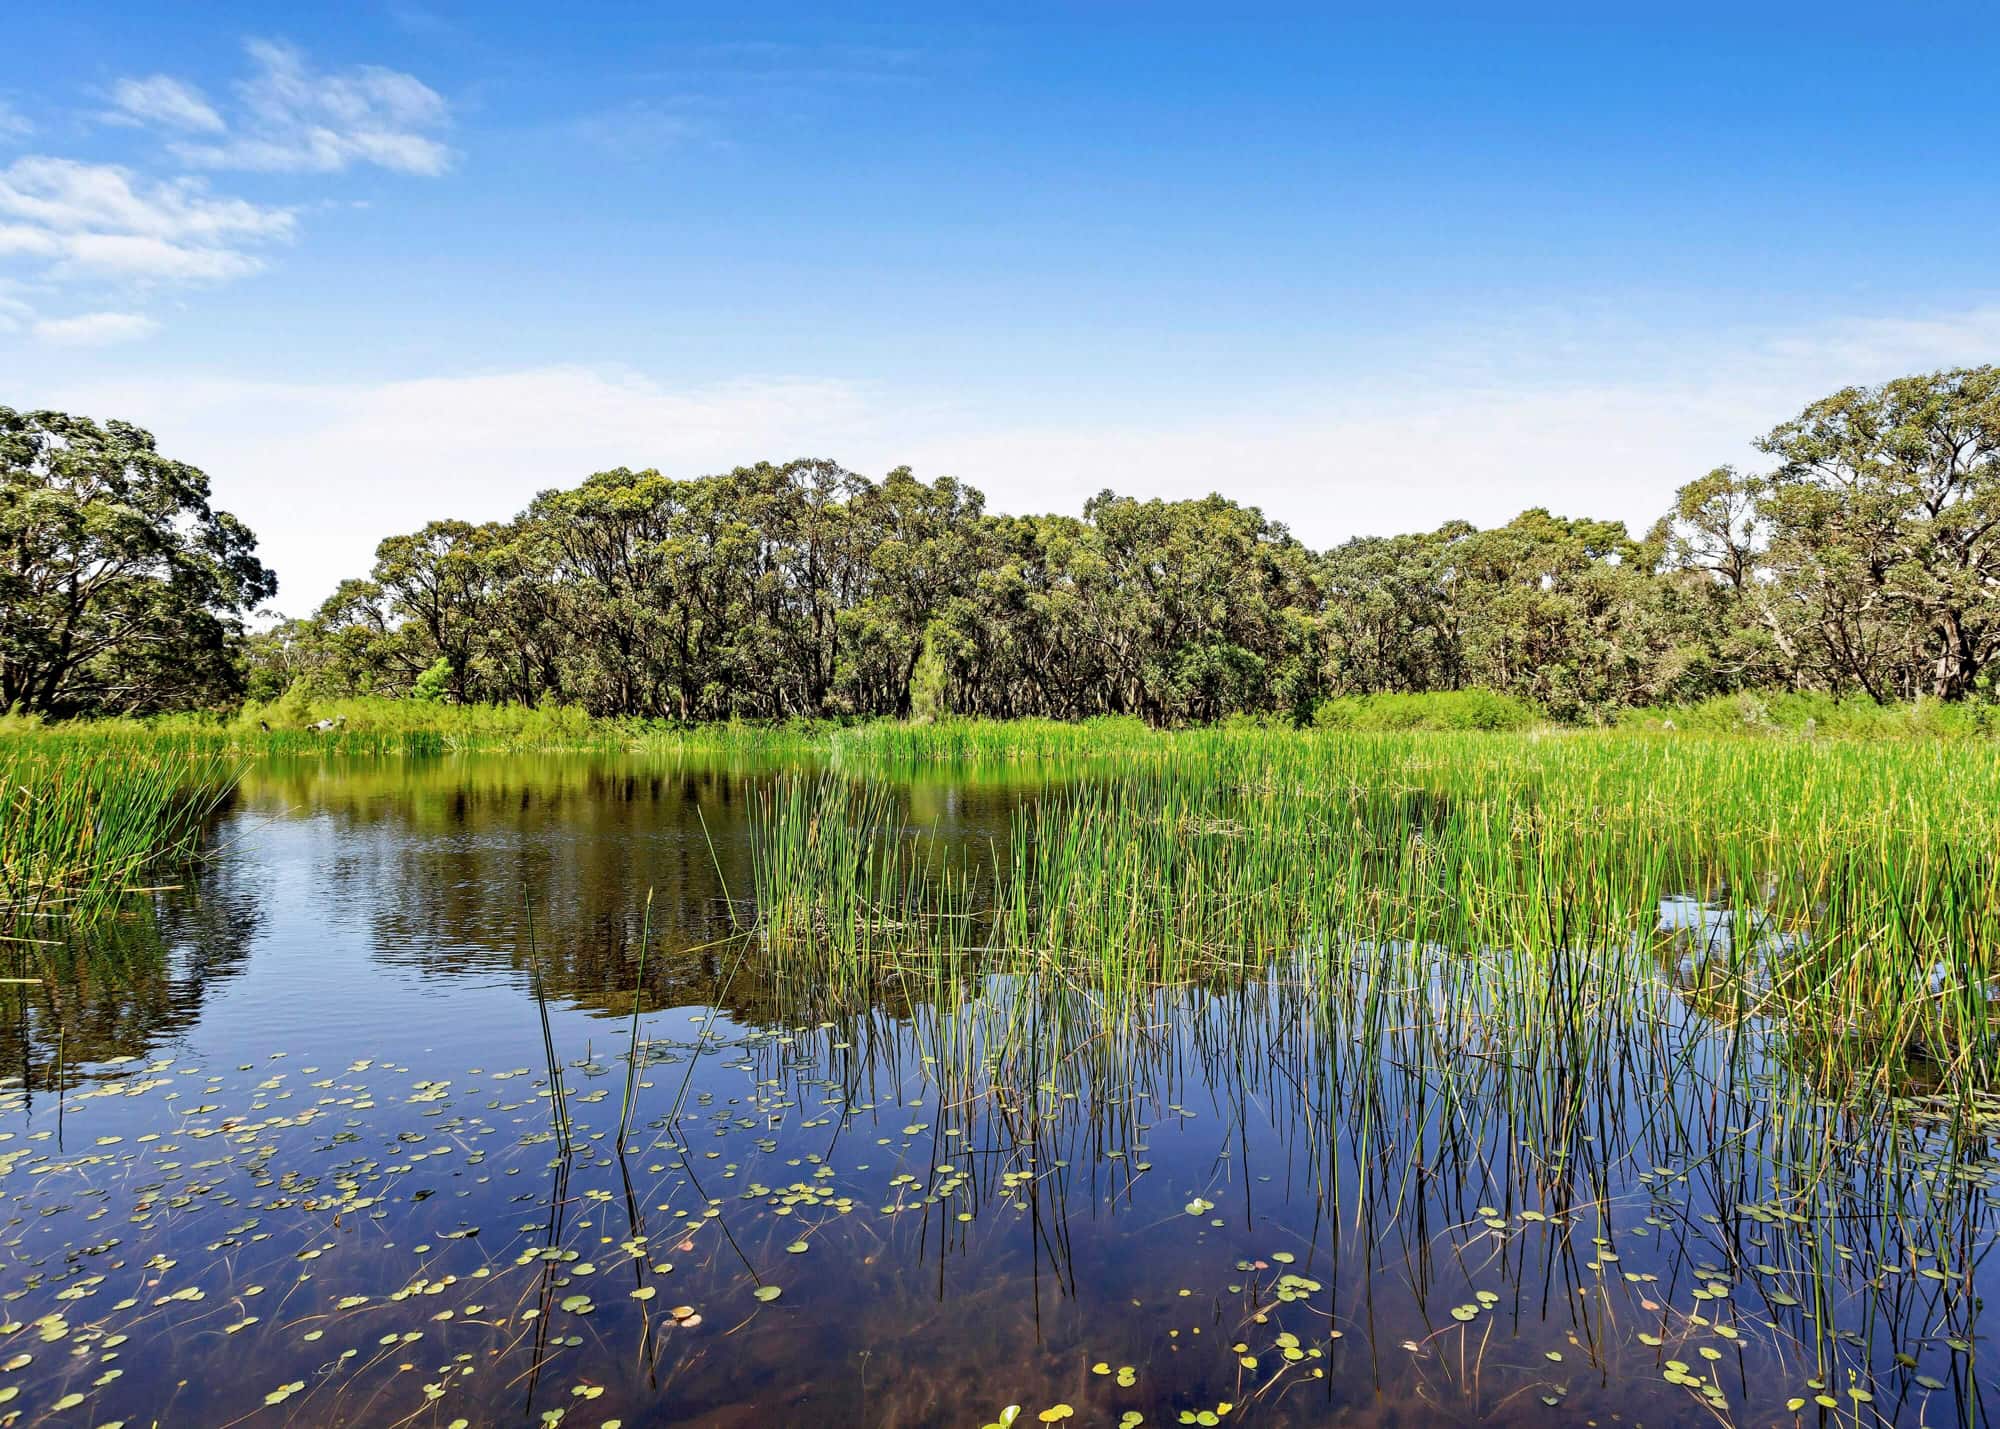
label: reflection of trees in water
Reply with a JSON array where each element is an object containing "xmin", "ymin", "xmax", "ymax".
[
  {"xmin": 2, "ymin": 869, "xmax": 262, "ymax": 1087},
  {"xmin": 228, "ymin": 754, "xmax": 1037, "ymax": 1017}
]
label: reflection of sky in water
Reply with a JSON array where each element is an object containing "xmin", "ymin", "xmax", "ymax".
[
  {"xmin": 1657, "ymin": 893, "xmax": 1993, "ymax": 1001},
  {"xmin": 1657, "ymin": 893, "xmax": 1805, "ymax": 964},
  {"xmin": 0, "ymin": 756, "xmax": 1992, "ymax": 1427}
]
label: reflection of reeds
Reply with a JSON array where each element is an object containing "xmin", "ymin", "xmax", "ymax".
[
  {"xmin": 739, "ymin": 727, "xmax": 1998, "ymax": 1416},
  {"xmin": 524, "ymin": 893, "xmax": 574, "ymax": 1155},
  {"xmin": 618, "ymin": 888, "xmax": 653, "ymax": 1146},
  {"xmin": 752, "ymin": 731, "xmax": 2000, "ymax": 1092},
  {"xmin": 0, "ymin": 742, "xmax": 236, "ymax": 923},
  {"xmin": 728, "ymin": 941, "xmax": 1993, "ymax": 1424}
]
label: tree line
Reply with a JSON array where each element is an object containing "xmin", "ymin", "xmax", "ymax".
[{"xmin": 5, "ymin": 366, "xmax": 1996, "ymax": 723}]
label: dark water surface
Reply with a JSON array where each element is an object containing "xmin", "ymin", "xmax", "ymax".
[{"xmin": 1, "ymin": 754, "xmax": 1992, "ymax": 1427}]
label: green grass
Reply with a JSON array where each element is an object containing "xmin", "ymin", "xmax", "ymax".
[
  {"xmin": 0, "ymin": 739, "xmax": 239, "ymax": 923},
  {"xmin": 2, "ymin": 698, "xmax": 830, "ymax": 758},
  {"xmin": 12, "ymin": 684, "xmax": 2000, "ymax": 761},
  {"xmin": 1311, "ymin": 688, "xmax": 1544, "ymax": 731},
  {"xmin": 1619, "ymin": 690, "xmax": 2000, "ymax": 738},
  {"xmin": 737, "ymin": 720, "xmax": 2000, "ymax": 1417}
]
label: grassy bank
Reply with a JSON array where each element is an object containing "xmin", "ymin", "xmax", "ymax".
[
  {"xmin": 1, "ymin": 698, "xmax": 644, "ymax": 756},
  {"xmin": 11, "ymin": 686, "xmax": 1998, "ymax": 760},
  {"xmin": 1618, "ymin": 690, "xmax": 2000, "ymax": 738},
  {"xmin": 2, "ymin": 700, "xmax": 1562, "ymax": 772}
]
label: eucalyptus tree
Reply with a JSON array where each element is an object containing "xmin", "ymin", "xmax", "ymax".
[
  {"xmin": 225, "ymin": 363, "xmax": 2000, "ymax": 723},
  {"xmin": 369, "ymin": 519, "xmax": 510, "ymax": 705},
  {"xmin": 0, "ymin": 406, "xmax": 274, "ymax": 714},
  {"xmin": 1318, "ymin": 524, "xmax": 1474, "ymax": 695},
  {"xmin": 1656, "ymin": 467, "xmax": 1792, "ymax": 695},
  {"xmin": 1753, "ymin": 366, "xmax": 2000, "ymax": 699},
  {"xmin": 838, "ymin": 467, "xmax": 985, "ymax": 716}
]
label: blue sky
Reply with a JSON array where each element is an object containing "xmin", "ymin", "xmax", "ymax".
[{"xmin": 4, "ymin": 2, "xmax": 1998, "ymax": 607}]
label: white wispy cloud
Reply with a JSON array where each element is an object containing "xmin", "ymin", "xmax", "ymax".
[
  {"xmin": 0, "ymin": 156, "xmax": 292, "ymax": 284},
  {"xmin": 0, "ymin": 156, "xmax": 293, "ymax": 242},
  {"xmin": 168, "ymin": 40, "xmax": 453, "ymax": 176},
  {"xmin": 32, "ymin": 310, "xmax": 160, "ymax": 345},
  {"xmin": 60, "ymin": 232, "xmax": 266, "ymax": 281},
  {"xmin": 0, "ymin": 278, "xmax": 31, "ymax": 331},
  {"xmin": 0, "ymin": 224, "xmax": 57, "ymax": 257},
  {"xmin": 107, "ymin": 75, "xmax": 226, "ymax": 134},
  {"xmin": 2, "ymin": 42, "xmax": 446, "ymax": 343}
]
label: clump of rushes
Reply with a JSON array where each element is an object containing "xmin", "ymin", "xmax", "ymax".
[
  {"xmin": 751, "ymin": 728, "xmax": 2000, "ymax": 1095},
  {"xmin": 0, "ymin": 740, "xmax": 238, "ymax": 922},
  {"xmin": 739, "ymin": 726, "xmax": 2000, "ymax": 1412},
  {"xmin": 749, "ymin": 776, "xmax": 982, "ymax": 990}
]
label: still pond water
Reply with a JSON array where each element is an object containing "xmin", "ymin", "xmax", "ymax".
[{"xmin": 1, "ymin": 755, "xmax": 1992, "ymax": 1426}]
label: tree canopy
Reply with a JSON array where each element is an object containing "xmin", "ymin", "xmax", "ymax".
[
  {"xmin": 12, "ymin": 368, "xmax": 1999, "ymax": 722},
  {"xmin": 1, "ymin": 407, "xmax": 275, "ymax": 716}
]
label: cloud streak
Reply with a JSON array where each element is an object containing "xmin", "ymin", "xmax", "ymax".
[
  {"xmin": 0, "ymin": 156, "xmax": 292, "ymax": 284},
  {"xmin": 107, "ymin": 76, "xmax": 226, "ymax": 134},
  {"xmin": 167, "ymin": 40, "xmax": 453, "ymax": 176},
  {"xmin": 2, "ymin": 41, "xmax": 450, "ymax": 343},
  {"xmin": 33, "ymin": 310, "xmax": 160, "ymax": 345}
]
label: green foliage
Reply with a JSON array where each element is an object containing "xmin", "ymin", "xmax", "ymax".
[
  {"xmin": 411, "ymin": 657, "xmax": 453, "ymax": 704},
  {"xmin": 248, "ymin": 467, "xmax": 1326, "ymax": 726},
  {"xmin": 1312, "ymin": 690, "xmax": 1543, "ymax": 731},
  {"xmin": 25, "ymin": 695, "xmax": 842, "ymax": 759},
  {"xmin": 1, "ymin": 407, "xmax": 276, "ymax": 715},
  {"xmin": 1621, "ymin": 691, "xmax": 2000, "ymax": 739},
  {"xmin": 754, "ymin": 726, "xmax": 2000, "ymax": 1085},
  {"xmin": 0, "ymin": 739, "xmax": 237, "ymax": 921},
  {"xmin": 1755, "ymin": 368, "xmax": 2000, "ymax": 701},
  {"xmin": 829, "ymin": 716, "xmax": 1155, "ymax": 766},
  {"xmin": 18, "ymin": 367, "xmax": 2000, "ymax": 727},
  {"xmin": 907, "ymin": 624, "xmax": 949, "ymax": 724}
]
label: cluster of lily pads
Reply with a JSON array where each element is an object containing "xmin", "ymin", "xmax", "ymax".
[{"xmin": 2, "ymin": 942, "xmax": 1995, "ymax": 1428}]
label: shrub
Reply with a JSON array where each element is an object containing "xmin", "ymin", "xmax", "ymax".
[
  {"xmin": 411, "ymin": 658, "xmax": 453, "ymax": 704},
  {"xmin": 1312, "ymin": 690, "xmax": 1543, "ymax": 732}
]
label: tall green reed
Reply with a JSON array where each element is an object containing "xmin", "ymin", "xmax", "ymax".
[
  {"xmin": 0, "ymin": 741, "xmax": 237, "ymax": 923},
  {"xmin": 749, "ymin": 729, "xmax": 2000, "ymax": 1093}
]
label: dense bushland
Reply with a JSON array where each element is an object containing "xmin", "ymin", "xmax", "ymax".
[{"xmin": 6, "ymin": 365, "xmax": 1997, "ymax": 724}]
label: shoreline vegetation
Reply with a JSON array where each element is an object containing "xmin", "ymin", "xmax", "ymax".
[
  {"xmin": 0, "ymin": 742, "xmax": 235, "ymax": 924},
  {"xmin": 6, "ymin": 691, "xmax": 1997, "ymax": 918},
  {"xmin": 6, "ymin": 366, "xmax": 1998, "ymax": 1134},
  {"xmin": 5, "ymin": 706, "xmax": 1996, "ymax": 1423},
  {"xmin": 8, "ymin": 710, "xmax": 1996, "ymax": 1094},
  {"xmin": 19, "ymin": 698, "xmax": 1978, "ymax": 1106},
  {"xmin": 4, "ymin": 685, "xmax": 1999, "ymax": 762},
  {"xmin": 749, "ymin": 738, "xmax": 2000, "ymax": 1098}
]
